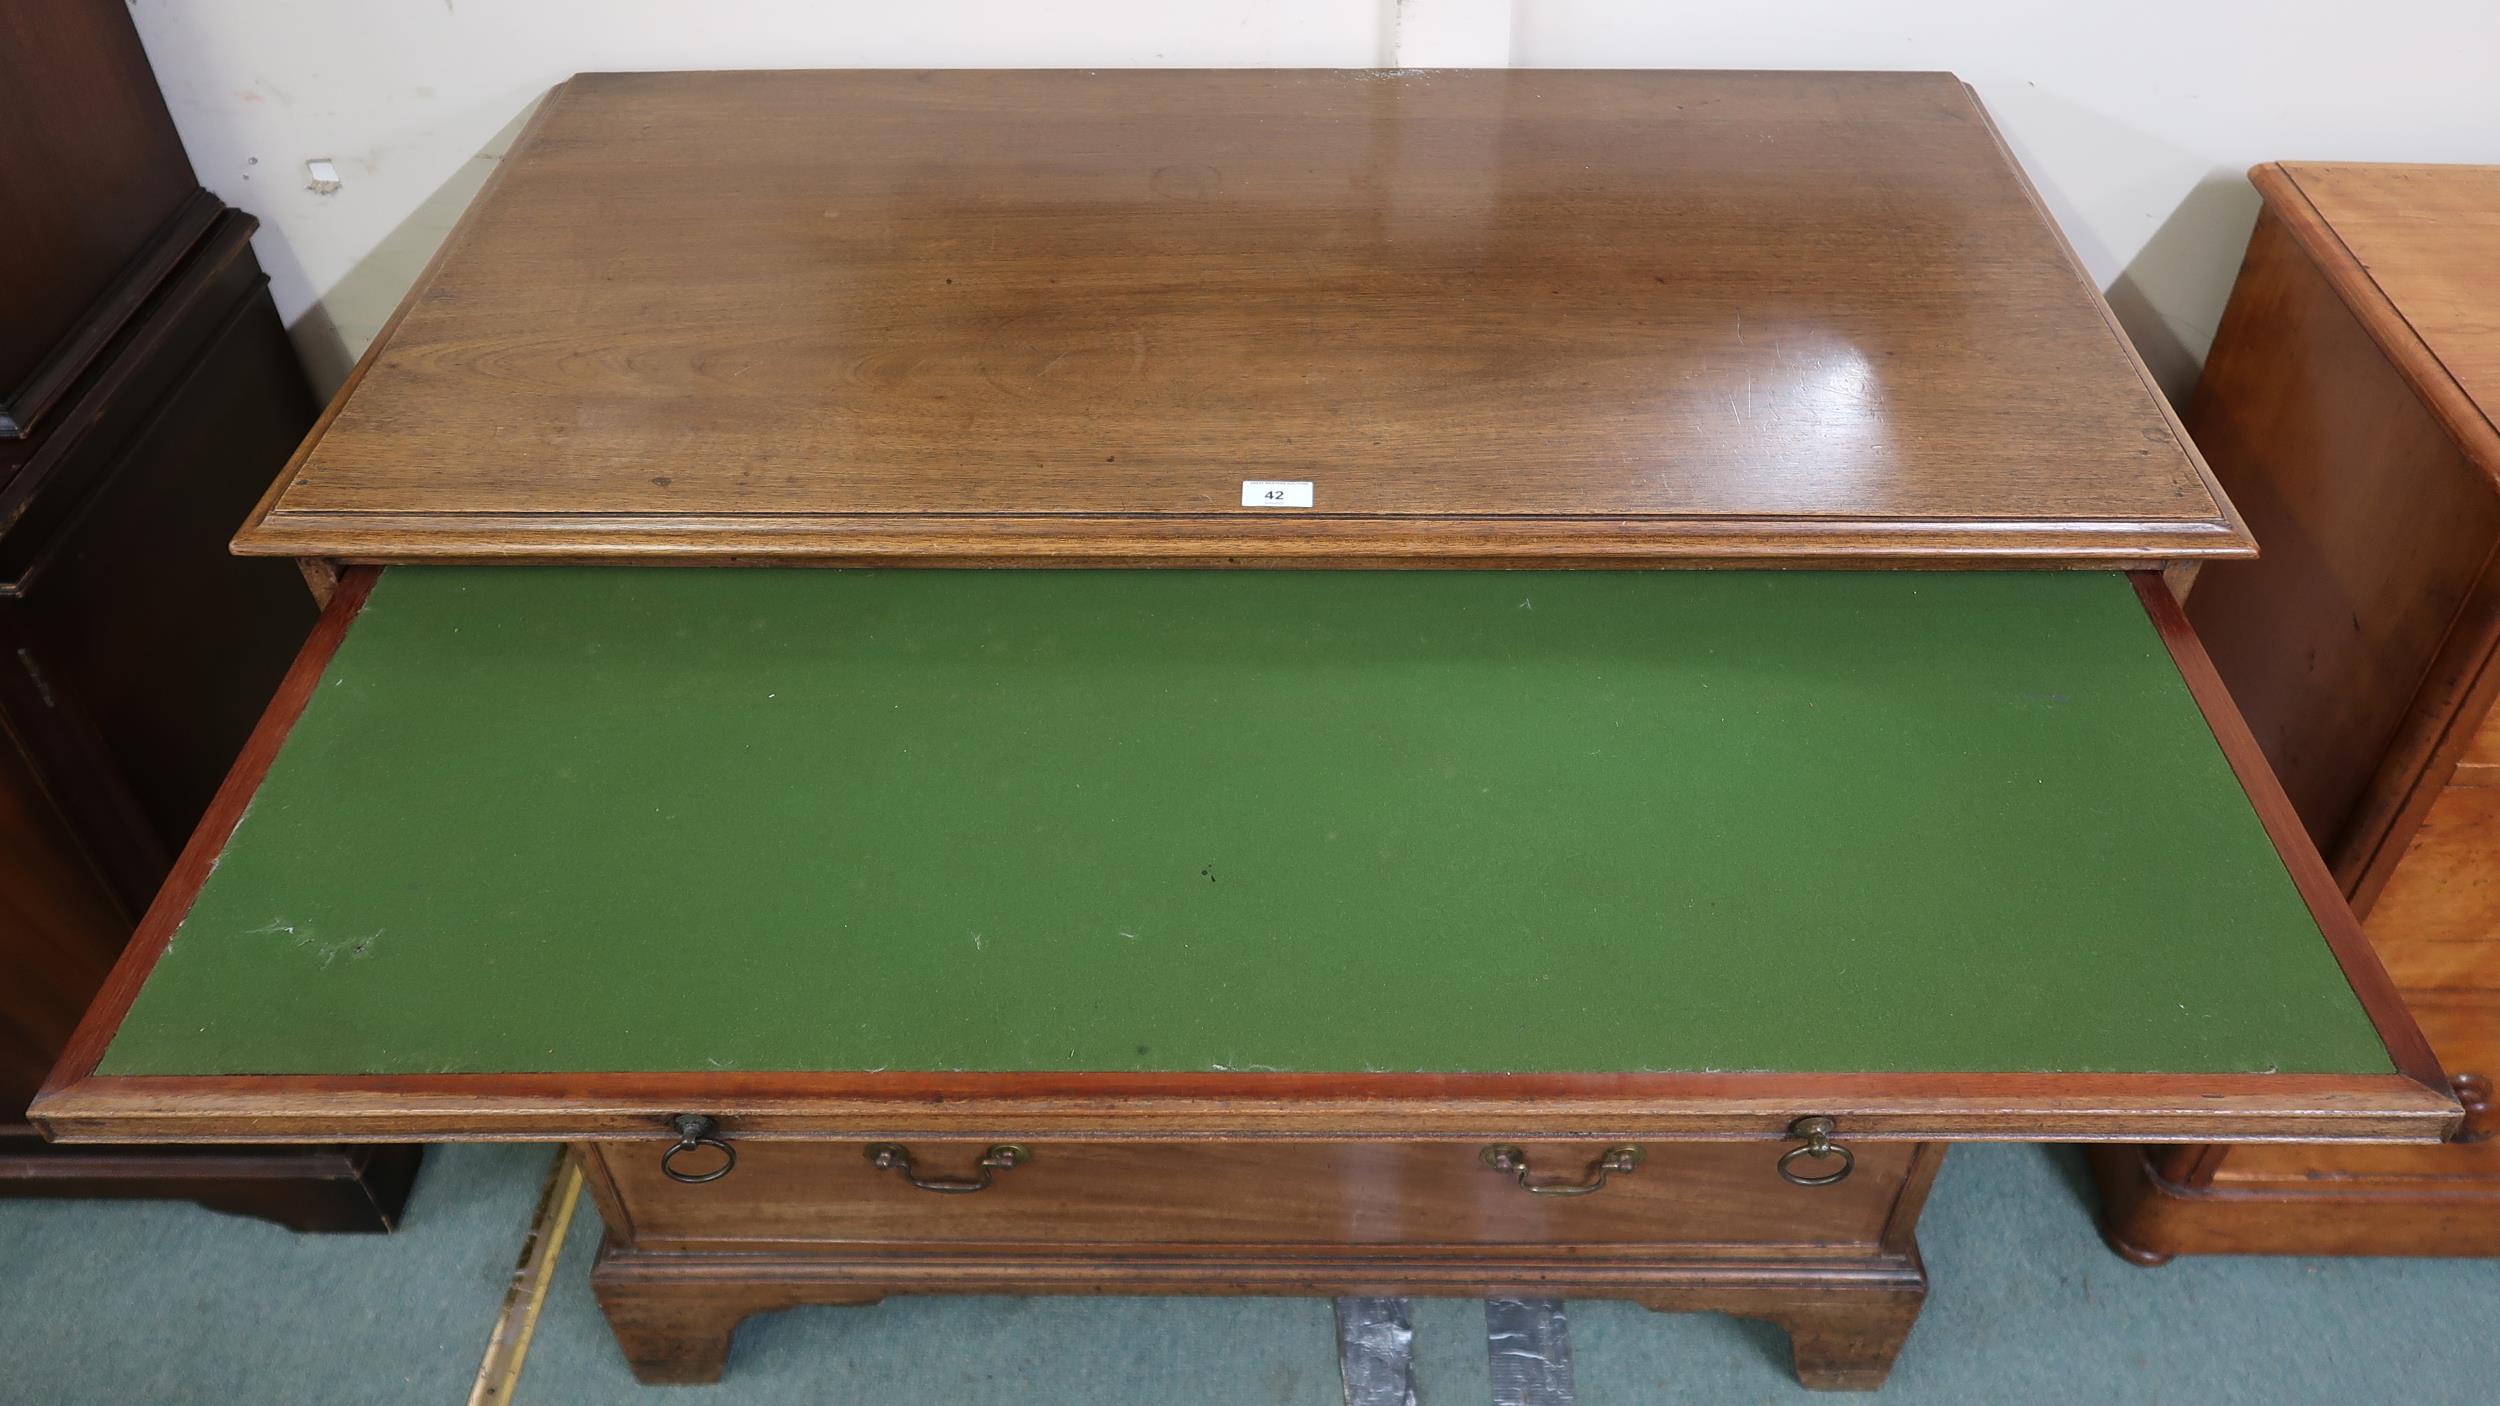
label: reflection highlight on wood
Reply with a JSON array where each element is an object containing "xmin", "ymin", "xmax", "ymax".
[{"xmin": 236, "ymin": 70, "xmax": 2247, "ymax": 567}]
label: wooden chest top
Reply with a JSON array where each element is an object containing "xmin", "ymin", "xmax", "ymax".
[
  {"xmin": 236, "ymin": 69, "xmax": 2245, "ymax": 567},
  {"xmin": 2265, "ymin": 163, "xmax": 2500, "ymax": 422}
]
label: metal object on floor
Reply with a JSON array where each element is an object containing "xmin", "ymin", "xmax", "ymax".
[
  {"xmin": 1334, "ymin": 1296, "xmax": 1417, "ymax": 1406},
  {"xmin": 467, "ymin": 1151, "xmax": 585, "ymax": 1405},
  {"xmin": 1486, "ymin": 1297, "xmax": 1575, "ymax": 1406}
]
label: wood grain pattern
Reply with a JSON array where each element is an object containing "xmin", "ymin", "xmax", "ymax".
[
  {"xmin": 2459, "ymin": 699, "xmax": 2500, "ymax": 775},
  {"xmin": 582, "ymin": 1143, "xmax": 1944, "ymax": 1389},
  {"xmin": 0, "ymin": 728, "xmax": 125, "ymax": 1115},
  {"xmin": 234, "ymin": 69, "xmax": 2248, "ymax": 567},
  {"xmin": 591, "ymin": 1139, "xmax": 1915, "ymax": 1252},
  {"xmin": 2240, "ymin": 164, "xmax": 2500, "ymax": 913},
  {"xmin": 0, "ymin": 1137, "xmax": 418, "ymax": 1233},
  {"xmin": 0, "ymin": 0, "xmax": 201, "ymax": 436},
  {"xmin": 2365, "ymin": 782, "xmax": 2500, "ymax": 993},
  {"xmin": 2179, "ymin": 204, "xmax": 2500, "ymax": 884},
  {"xmin": 28, "ymin": 1069, "xmax": 2462, "ymax": 1146},
  {"xmin": 2100, "ymin": 163, "xmax": 2500, "ymax": 1261},
  {"xmin": 5, "ymin": 220, "xmax": 322, "ymax": 867},
  {"xmin": 2089, "ymin": 1141, "xmax": 2500, "ymax": 1259},
  {"xmin": 589, "ymin": 1242, "xmax": 1934, "ymax": 1389},
  {"xmin": 0, "ymin": 206, "xmax": 410, "ymax": 1229},
  {"xmin": 2280, "ymin": 164, "xmax": 2500, "ymax": 442}
]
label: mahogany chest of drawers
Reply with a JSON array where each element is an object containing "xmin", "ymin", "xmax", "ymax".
[{"xmin": 32, "ymin": 74, "xmax": 2460, "ymax": 1388}]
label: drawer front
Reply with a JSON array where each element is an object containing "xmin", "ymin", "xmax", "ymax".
[{"xmin": 594, "ymin": 1138, "xmax": 1918, "ymax": 1252}]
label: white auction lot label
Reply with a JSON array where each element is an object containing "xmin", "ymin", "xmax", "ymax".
[{"xmin": 1241, "ymin": 480, "xmax": 1315, "ymax": 508}]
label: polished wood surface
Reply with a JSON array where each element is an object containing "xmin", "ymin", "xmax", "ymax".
[
  {"xmin": 2100, "ymin": 162, "xmax": 2500, "ymax": 1262},
  {"xmin": 234, "ymin": 69, "xmax": 2248, "ymax": 567},
  {"xmin": 2090, "ymin": 1140, "xmax": 2500, "ymax": 1260},
  {"xmin": 0, "ymin": 222, "xmax": 291, "ymax": 916},
  {"xmin": 2282, "ymin": 164, "xmax": 2500, "ymax": 426},
  {"xmin": 588, "ymin": 1242, "xmax": 1933, "ymax": 1390},
  {"xmin": 2179, "ymin": 204, "xmax": 2500, "ymax": 884},
  {"xmin": 2366, "ymin": 779, "xmax": 2500, "ymax": 995},
  {"xmin": 35, "ymin": 1070, "xmax": 2463, "ymax": 1146},
  {"xmin": 595, "ymin": 1138, "xmax": 1915, "ymax": 1251},
  {"xmin": 34, "ymin": 571, "xmax": 2457, "ymax": 1146},
  {"xmin": 0, "ymin": 211, "xmax": 409, "ymax": 1229},
  {"xmin": 3, "ymin": 220, "xmax": 325, "ymax": 872},
  {"xmin": 0, "ymin": 1139, "xmax": 420, "ymax": 1233},
  {"xmin": 0, "ymin": 730, "xmax": 124, "ymax": 1117},
  {"xmin": 579, "ymin": 1140, "xmax": 1943, "ymax": 1389},
  {"xmin": 0, "ymin": 0, "xmax": 204, "ymax": 437}
]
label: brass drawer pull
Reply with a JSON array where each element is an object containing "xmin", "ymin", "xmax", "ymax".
[
  {"xmin": 867, "ymin": 1143, "xmax": 1029, "ymax": 1193},
  {"xmin": 1778, "ymin": 1115, "xmax": 1854, "ymax": 1186},
  {"xmin": 1480, "ymin": 1143, "xmax": 1642, "ymax": 1196},
  {"xmin": 661, "ymin": 1114, "xmax": 737, "ymax": 1184}
]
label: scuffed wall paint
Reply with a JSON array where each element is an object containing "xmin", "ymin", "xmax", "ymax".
[{"xmin": 128, "ymin": 0, "xmax": 1380, "ymax": 391}]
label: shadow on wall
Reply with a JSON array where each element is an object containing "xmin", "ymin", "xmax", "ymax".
[
  {"xmin": 283, "ymin": 94, "xmax": 551, "ymax": 397},
  {"xmin": 2105, "ymin": 177, "xmax": 2265, "ymax": 406}
]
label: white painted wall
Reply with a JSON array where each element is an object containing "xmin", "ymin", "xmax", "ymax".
[
  {"xmin": 129, "ymin": 1, "xmax": 2500, "ymax": 397},
  {"xmin": 1514, "ymin": 3, "xmax": 2500, "ymax": 397}
]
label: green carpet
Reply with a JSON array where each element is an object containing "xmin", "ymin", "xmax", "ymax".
[{"xmin": 1, "ymin": 1144, "xmax": 2493, "ymax": 1402}]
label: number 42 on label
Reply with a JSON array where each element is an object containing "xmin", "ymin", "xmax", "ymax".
[{"xmin": 1240, "ymin": 480, "xmax": 1315, "ymax": 508}]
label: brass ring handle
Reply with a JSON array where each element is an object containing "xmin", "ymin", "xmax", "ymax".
[
  {"xmin": 661, "ymin": 1114, "xmax": 736, "ymax": 1184},
  {"xmin": 1479, "ymin": 1143, "xmax": 1643, "ymax": 1196},
  {"xmin": 1778, "ymin": 1115, "xmax": 1854, "ymax": 1187},
  {"xmin": 866, "ymin": 1143, "xmax": 1029, "ymax": 1193}
]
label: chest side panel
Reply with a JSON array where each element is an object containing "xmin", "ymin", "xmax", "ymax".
[{"xmin": 2182, "ymin": 202, "xmax": 2500, "ymax": 880}]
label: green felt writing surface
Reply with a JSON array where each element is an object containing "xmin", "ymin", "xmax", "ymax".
[{"xmin": 98, "ymin": 569, "xmax": 2392, "ymax": 1078}]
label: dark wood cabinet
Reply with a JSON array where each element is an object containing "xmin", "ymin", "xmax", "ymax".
[
  {"xmin": 0, "ymin": 0, "xmax": 418, "ymax": 1232},
  {"xmin": 0, "ymin": 0, "xmax": 216, "ymax": 437},
  {"xmin": 0, "ymin": 727, "xmax": 123, "ymax": 1107}
]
